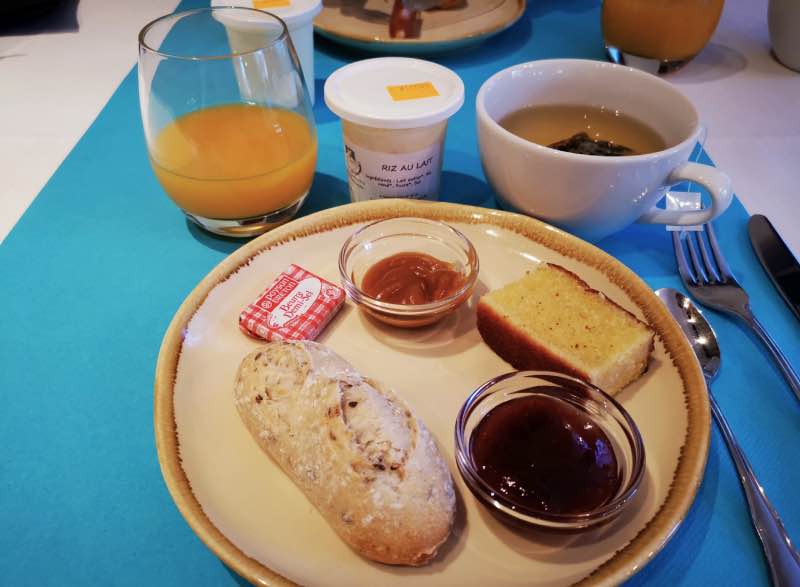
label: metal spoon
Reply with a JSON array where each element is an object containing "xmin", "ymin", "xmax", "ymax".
[{"xmin": 657, "ymin": 288, "xmax": 800, "ymax": 586}]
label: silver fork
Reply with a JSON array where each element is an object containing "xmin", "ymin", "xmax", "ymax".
[{"xmin": 673, "ymin": 224, "xmax": 800, "ymax": 404}]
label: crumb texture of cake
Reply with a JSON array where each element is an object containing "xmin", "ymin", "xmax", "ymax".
[
  {"xmin": 233, "ymin": 340, "xmax": 455, "ymax": 566},
  {"xmin": 477, "ymin": 263, "xmax": 655, "ymax": 395}
]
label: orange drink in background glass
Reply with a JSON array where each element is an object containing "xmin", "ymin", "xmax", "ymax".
[
  {"xmin": 138, "ymin": 8, "xmax": 317, "ymax": 238},
  {"xmin": 602, "ymin": 0, "xmax": 724, "ymax": 73}
]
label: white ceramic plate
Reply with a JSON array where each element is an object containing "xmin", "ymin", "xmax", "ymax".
[
  {"xmin": 155, "ymin": 200, "xmax": 709, "ymax": 587},
  {"xmin": 314, "ymin": 0, "xmax": 526, "ymax": 55}
]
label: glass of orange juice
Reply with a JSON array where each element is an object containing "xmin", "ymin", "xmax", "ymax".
[
  {"xmin": 602, "ymin": 0, "xmax": 724, "ymax": 74},
  {"xmin": 138, "ymin": 8, "xmax": 317, "ymax": 237}
]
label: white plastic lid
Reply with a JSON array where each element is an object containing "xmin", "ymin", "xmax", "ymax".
[
  {"xmin": 324, "ymin": 57, "xmax": 465, "ymax": 129},
  {"xmin": 210, "ymin": 0, "xmax": 322, "ymax": 28}
]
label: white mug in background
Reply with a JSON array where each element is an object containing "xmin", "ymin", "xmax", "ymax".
[
  {"xmin": 212, "ymin": 0, "xmax": 322, "ymax": 105},
  {"xmin": 769, "ymin": 0, "xmax": 800, "ymax": 72},
  {"xmin": 476, "ymin": 59, "xmax": 732, "ymax": 242}
]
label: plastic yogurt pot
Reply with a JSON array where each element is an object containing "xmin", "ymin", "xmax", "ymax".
[
  {"xmin": 324, "ymin": 57, "xmax": 465, "ymax": 202},
  {"xmin": 212, "ymin": 0, "xmax": 322, "ymax": 104}
]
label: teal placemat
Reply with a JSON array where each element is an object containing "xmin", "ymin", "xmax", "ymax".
[{"xmin": 1, "ymin": 1, "xmax": 798, "ymax": 585}]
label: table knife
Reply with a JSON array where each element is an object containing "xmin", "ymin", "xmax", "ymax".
[{"xmin": 748, "ymin": 214, "xmax": 800, "ymax": 322}]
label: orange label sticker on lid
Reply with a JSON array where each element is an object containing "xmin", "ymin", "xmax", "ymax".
[
  {"xmin": 253, "ymin": 0, "xmax": 290, "ymax": 8},
  {"xmin": 386, "ymin": 82, "xmax": 440, "ymax": 101}
]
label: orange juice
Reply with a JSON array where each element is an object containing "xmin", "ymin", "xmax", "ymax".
[
  {"xmin": 602, "ymin": 0, "xmax": 724, "ymax": 61},
  {"xmin": 150, "ymin": 104, "xmax": 317, "ymax": 219}
]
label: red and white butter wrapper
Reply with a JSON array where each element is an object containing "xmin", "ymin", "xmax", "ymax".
[{"xmin": 239, "ymin": 265, "xmax": 345, "ymax": 341}]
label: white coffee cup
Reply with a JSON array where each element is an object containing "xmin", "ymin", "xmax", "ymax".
[{"xmin": 476, "ymin": 59, "xmax": 732, "ymax": 242}]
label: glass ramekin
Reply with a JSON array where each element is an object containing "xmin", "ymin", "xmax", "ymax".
[
  {"xmin": 455, "ymin": 371, "xmax": 646, "ymax": 531},
  {"xmin": 338, "ymin": 217, "xmax": 479, "ymax": 328}
]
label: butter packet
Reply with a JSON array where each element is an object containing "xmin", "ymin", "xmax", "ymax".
[{"xmin": 239, "ymin": 265, "xmax": 345, "ymax": 341}]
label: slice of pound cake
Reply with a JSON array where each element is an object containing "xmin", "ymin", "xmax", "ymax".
[{"xmin": 477, "ymin": 263, "xmax": 655, "ymax": 395}]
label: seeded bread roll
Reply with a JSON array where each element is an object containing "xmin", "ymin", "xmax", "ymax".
[{"xmin": 233, "ymin": 341, "xmax": 455, "ymax": 566}]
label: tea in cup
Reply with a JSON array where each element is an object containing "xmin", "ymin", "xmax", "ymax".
[{"xmin": 476, "ymin": 59, "xmax": 732, "ymax": 242}]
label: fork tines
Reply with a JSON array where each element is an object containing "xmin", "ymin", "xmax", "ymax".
[{"xmin": 673, "ymin": 223, "xmax": 737, "ymax": 287}]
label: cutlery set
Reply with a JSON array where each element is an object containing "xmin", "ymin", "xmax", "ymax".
[
  {"xmin": 672, "ymin": 222, "xmax": 800, "ymax": 402},
  {"xmin": 661, "ymin": 218, "xmax": 800, "ymax": 585}
]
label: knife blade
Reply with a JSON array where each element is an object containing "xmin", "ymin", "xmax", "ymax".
[{"xmin": 748, "ymin": 214, "xmax": 800, "ymax": 321}]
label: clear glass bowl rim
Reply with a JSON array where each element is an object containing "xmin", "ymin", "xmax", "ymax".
[
  {"xmin": 338, "ymin": 217, "xmax": 480, "ymax": 316},
  {"xmin": 454, "ymin": 370, "xmax": 646, "ymax": 527},
  {"xmin": 138, "ymin": 6, "xmax": 290, "ymax": 62}
]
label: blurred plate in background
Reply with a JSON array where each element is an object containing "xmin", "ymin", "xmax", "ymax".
[{"xmin": 314, "ymin": 0, "xmax": 525, "ymax": 54}]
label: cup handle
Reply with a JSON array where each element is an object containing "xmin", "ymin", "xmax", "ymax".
[{"xmin": 638, "ymin": 162, "xmax": 733, "ymax": 225}]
